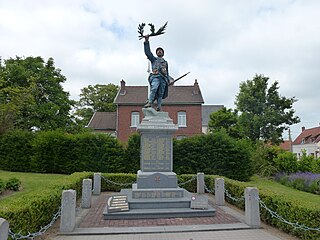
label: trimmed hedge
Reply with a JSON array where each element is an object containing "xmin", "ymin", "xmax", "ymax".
[
  {"xmin": 0, "ymin": 172, "xmax": 92, "ymax": 234},
  {"xmin": 0, "ymin": 130, "xmax": 254, "ymax": 181},
  {"xmin": 174, "ymin": 131, "xmax": 254, "ymax": 181},
  {"xmin": 0, "ymin": 130, "xmax": 34, "ymax": 172},
  {"xmin": 203, "ymin": 175, "xmax": 320, "ymax": 240},
  {"xmin": 0, "ymin": 130, "xmax": 124, "ymax": 174}
]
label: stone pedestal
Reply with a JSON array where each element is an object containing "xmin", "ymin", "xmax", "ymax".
[
  {"xmin": 245, "ymin": 187, "xmax": 260, "ymax": 227},
  {"xmin": 60, "ymin": 190, "xmax": 76, "ymax": 232},
  {"xmin": 103, "ymin": 108, "xmax": 215, "ymax": 219},
  {"xmin": 215, "ymin": 178, "xmax": 225, "ymax": 206}
]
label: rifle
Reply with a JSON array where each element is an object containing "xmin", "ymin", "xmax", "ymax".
[{"xmin": 169, "ymin": 72, "xmax": 190, "ymax": 85}]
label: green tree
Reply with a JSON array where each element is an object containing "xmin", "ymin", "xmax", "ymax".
[
  {"xmin": 0, "ymin": 56, "xmax": 73, "ymax": 132},
  {"xmin": 208, "ymin": 107, "xmax": 242, "ymax": 138},
  {"xmin": 74, "ymin": 84, "xmax": 119, "ymax": 125},
  {"xmin": 0, "ymin": 84, "xmax": 34, "ymax": 134},
  {"xmin": 235, "ymin": 74, "xmax": 300, "ymax": 144}
]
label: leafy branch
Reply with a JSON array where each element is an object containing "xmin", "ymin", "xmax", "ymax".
[{"xmin": 138, "ymin": 22, "xmax": 168, "ymax": 40}]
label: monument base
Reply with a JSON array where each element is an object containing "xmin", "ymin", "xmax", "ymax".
[
  {"xmin": 136, "ymin": 171, "xmax": 178, "ymax": 189},
  {"xmin": 132, "ymin": 184, "xmax": 184, "ymax": 199},
  {"xmin": 103, "ymin": 109, "xmax": 216, "ymax": 220},
  {"xmin": 103, "ymin": 189, "xmax": 216, "ymax": 220}
]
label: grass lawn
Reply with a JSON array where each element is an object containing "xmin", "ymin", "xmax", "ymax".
[
  {"xmin": 0, "ymin": 170, "xmax": 66, "ymax": 204},
  {"xmin": 247, "ymin": 175, "xmax": 320, "ymax": 209}
]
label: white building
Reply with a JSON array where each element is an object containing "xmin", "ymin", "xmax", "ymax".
[{"xmin": 292, "ymin": 126, "xmax": 320, "ymax": 158}]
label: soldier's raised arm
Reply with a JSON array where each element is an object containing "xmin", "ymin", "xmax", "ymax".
[{"xmin": 144, "ymin": 35, "xmax": 155, "ymax": 62}]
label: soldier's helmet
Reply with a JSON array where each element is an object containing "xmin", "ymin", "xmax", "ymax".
[{"xmin": 156, "ymin": 47, "xmax": 164, "ymax": 55}]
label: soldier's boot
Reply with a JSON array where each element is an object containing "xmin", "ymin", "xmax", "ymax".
[
  {"xmin": 144, "ymin": 102, "xmax": 152, "ymax": 108},
  {"xmin": 156, "ymin": 107, "xmax": 161, "ymax": 112}
]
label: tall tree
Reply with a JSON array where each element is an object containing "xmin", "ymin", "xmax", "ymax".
[
  {"xmin": 0, "ymin": 56, "xmax": 73, "ymax": 132},
  {"xmin": 74, "ymin": 84, "xmax": 119, "ymax": 125},
  {"xmin": 208, "ymin": 107, "xmax": 242, "ymax": 138},
  {"xmin": 235, "ymin": 74, "xmax": 300, "ymax": 144}
]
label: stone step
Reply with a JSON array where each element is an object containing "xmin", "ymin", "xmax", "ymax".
[
  {"xmin": 103, "ymin": 206, "xmax": 216, "ymax": 220},
  {"xmin": 129, "ymin": 197, "xmax": 191, "ymax": 209},
  {"xmin": 121, "ymin": 188, "xmax": 191, "ymax": 209}
]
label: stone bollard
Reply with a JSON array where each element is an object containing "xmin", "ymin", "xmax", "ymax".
[
  {"xmin": 81, "ymin": 179, "xmax": 92, "ymax": 208},
  {"xmin": 0, "ymin": 218, "xmax": 9, "ymax": 240},
  {"xmin": 60, "ymin": 190, "xmax": 76, "ymax": 232},
  {"xmin": 197, "ymin": 172, "xmax": 205, "ymax": 194},
  {"xmin": 245, "ymin": 187, "xmax": 261, "ymax": 227},
  {"xmin": 215, "ymin": 178, "xmax": 225, "ymax": 206},
  {"xmin": 93, "ymin": 173, "xmax": 101, "ymax": 195}
]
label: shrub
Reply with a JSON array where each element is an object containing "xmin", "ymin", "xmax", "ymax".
[
  {"xmin": 71, "ymin": 132, "xmax": 124, "ymax": 173},
  {"xmin": 298, "ymin": 151, "xmax": 318, "ymax": 173},
  {"xmin": 123, "ymin": 133, "xmax": 140, "ymax": 173},
  {"xmin": 0, "ymin": 172, "xmax": 92, "ymax": 234},
  {"xmin": 173, "ymin": 130, "xmax": 254, "ymax": 181},
  {"xmin": 0, "ymin": 130, "xmax": 34, "ymax": 172},
  {"xmin": 0, "ymin": 179, "xmax": 5, "ymax": 193},
  {"xmin": 273, "ymin": 151, "xmax": 298, "ymax": 174},
  {"xmin": 5, "ymin": 177, "xmax": 21, "ymax": 191},
  {"xmin": 274, "ymin": 172, "xmax": 320, "ymax": 194},
  {"xmin": 250, "ymin": 142, "xmax": 282, "ymax": 177},
  {"xmin": 204, "ymin": 175, "xmax": 320, "ymax": 240},
  {"xmin": 30, "ymin": 131, "xmax": 124, "ymax": 174},
  {"xmin": 31, "ymin": 130, "xmax": 73, "ymax": 173}
]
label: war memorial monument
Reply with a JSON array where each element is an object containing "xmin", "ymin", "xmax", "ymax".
[{"xmin": 103, "ymin": 22, "xmax": 215, "ymax": 220}]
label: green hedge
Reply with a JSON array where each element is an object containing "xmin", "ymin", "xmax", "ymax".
[
  {"xmin": 0, "ymin": 177, "xmax": 22, "ymax": 193},
  {"xmin": 0, "ymin": 130, "xmax": 254, "ymax": 181},
  {"xmin": 0, "ymin": 130, "xmax": 34, "ymax": 172},
  {"xmin": 0, "ymin": 172, "xmax": 92, "ymax": 234},
  {"xmin": 174, "ymin": 131, "xmax": 254, "ymax": 181},
  {"xmin": 0, "ymin": 130, "xmax": 124, "ymax": 174},
  {"xmin": 203, "ymin": 175, "xmax": 320, "ymax": 240}
]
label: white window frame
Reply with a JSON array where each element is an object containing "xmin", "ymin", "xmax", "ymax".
[
  {"xmin": 131, "ymin": 112, "xmax": 140, "ymax": 127},
  {"xmin": 178, "ymin": 111, "xmax": 187, "ymax": 127}
]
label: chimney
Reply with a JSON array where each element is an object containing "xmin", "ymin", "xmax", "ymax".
[
  {"xmin": 302, "ymin": 126, "xmax": 305, "ymax": 132},
  {"xmin": 120, "ymin": 79, "xmax": 126, "ymax": 95},
  {"xmin": 193, "ymin": 79, "xmax": 200, "ymax": 95}
]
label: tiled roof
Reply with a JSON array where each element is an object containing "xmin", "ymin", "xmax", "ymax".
[
  {"xmin": 279, "ymin": 140, "xmax": 292, "ymax": 151},
  {"xmin": 114, "ymin": 80, "xmax": 204, "ymax": 105},
  {"xmin": 292, "ymin": 126, "xmax": 320, "ymax": 145},
  {"xmin": 202, "ymin": 105, "xmax": 224, "ymax": 126},
  {"xmin": 87, "ymin": 112, "xmax": 116, "ymax": 130}
]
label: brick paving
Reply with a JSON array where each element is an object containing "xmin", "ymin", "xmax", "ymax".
[{"xmin": 79, "ymin": 193, "xmax": 240, "ymax": 228}]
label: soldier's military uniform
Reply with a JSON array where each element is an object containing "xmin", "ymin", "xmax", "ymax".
[{"xmin": 144, "ymin": 40, "xmax": 169, "ymax": 111}]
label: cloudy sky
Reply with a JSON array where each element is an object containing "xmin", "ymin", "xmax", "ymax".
[{"xmin": 1, "ymin": 0, "xmax": 319, "ymax": 139}]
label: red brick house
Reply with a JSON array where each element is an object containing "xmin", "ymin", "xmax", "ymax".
[{"xmin": 87, "ymin": 80, "xmax": 224, "ymax": 142}]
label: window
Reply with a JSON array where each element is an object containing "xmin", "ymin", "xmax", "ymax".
[
  {"xmin": 131, "ymin": 112, "xmax": 140, "ymax": 127},
  {"xmin": 177, "ymin": 135, "xmax": 186, "ymax": 140},
  {"xmin": 178, "ymin": 111, "xmax": 186, "ymax": 127}
]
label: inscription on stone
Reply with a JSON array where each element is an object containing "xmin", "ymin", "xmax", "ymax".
[
  {"xmin": 107, "ymin": 195, "xmax": 129, "ymax": 213},
  {"xmin": 142, "ymin": 135, "xmax": 172, "ymax": 172},
  {"xmin": 132, "ymin": 190, "xmax": 183, "ymax": 199},
  {"xmin": 190, "ymin": 195, "xmax": 208, "ymax": 209}
]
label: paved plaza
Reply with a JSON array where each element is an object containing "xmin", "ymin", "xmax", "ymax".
[{"xmin": 51, "ymin": 193, "xmax": 298, "ymax": 240}]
